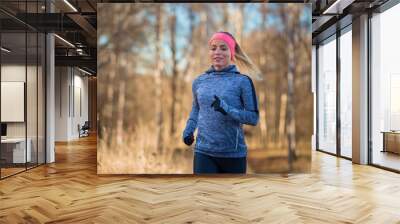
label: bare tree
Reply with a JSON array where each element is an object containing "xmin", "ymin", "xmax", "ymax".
[
  {"xmin": 279, "ymin": 4, "xmax": 300, "ymax": 170},
  {"xmin": 234, "ymin": 3, "xmax": 245, "ymax": 43},
  {"xmin": 155, "ymin": 5, "xmax": 165, "ymax": 153},
  {"xmin": 259, "ymin": 3, "xmax": 269, "ymax": 148},
  {"xmin": 221, "ymin": 4, "xmax": 229, "ymax": 30},
  {"xmin": 169, "ymin": 8, "xmax": 178, "ymax": 138}
]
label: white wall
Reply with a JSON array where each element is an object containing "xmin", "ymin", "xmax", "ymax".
[
  {"xmin": 1, "ymin": 65, "xmax": 34, "ymax": 138},
  {"xmin": 72, "ymin": 72, "xmax": 89, "ymax": 138},
  {"xmin": 1, "ymin": 63, "xmax": 46, "ymax": 164},
  {"xmin": 55, "ymin": 66, "xmax": 69, "ymax": 141},
  {"xmin": 1, "ymin": 65, "xmax": 26, "ymax": 81},
  {"xmin": 55, "ymin": 67, "xmax": 89, "ymax": 141},
  {"xmin": 1, "ymin": 82, "xmax": 25, "ymax": 122},
  {"xmin": 1, "ymin": 66, "xmax": 26, "ymax": 138}
]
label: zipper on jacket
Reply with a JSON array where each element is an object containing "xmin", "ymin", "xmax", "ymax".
[{"xmin": 235, "ymin": 127, "xmax": 239, "ymax": 151}]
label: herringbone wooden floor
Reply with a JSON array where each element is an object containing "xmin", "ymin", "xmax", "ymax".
[{"xmin": 0, "ymin": 135, "xmax": 399, "ymax": 224}]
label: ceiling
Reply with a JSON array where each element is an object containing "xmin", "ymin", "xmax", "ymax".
[
  {"xmin": 0, "ymin": 0, "xmax": 97, "ymax": 74},
  {"xmin": 310, "ymin": 0, "xmax": 390, "ymax": 44}
]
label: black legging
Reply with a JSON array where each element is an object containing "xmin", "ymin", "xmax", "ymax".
[{"xmin": 193, "ymin": 152, "xmax": 247, "ymax": 174}]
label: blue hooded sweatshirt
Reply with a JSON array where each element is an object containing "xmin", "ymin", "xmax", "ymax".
[{"xmin": 182, "ymin": 64, "xmax": 259, "ymax": 158}]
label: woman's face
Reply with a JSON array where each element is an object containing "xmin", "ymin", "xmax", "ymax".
[{"xmin": 209, "ymin": 39, "xmax": 231, "ymax": 70}]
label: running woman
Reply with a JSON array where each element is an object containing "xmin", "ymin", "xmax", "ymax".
[{"xmin": 182, "ymin": 31, "xmax": 260, "ymax": 174}]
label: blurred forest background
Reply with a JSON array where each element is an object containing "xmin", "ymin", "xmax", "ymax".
[{"xmin": 97, "ymin": 3, "xmax": 312, "ymax": 174}]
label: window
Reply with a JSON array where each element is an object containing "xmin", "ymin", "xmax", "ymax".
[
  {"xmin": 371, "ymin": 3, "xmax": 400, "ymax": 171},
  {"xmin": 0, "ymin": 1, "xmax": 47, "ymax": 179},
  {"xmin": 317, "ymin": 35, "xmax": 337, "ymax": 154},
  {"xmin": 339, "ymin": 27, "xmax": 352, "ymax": 158}
]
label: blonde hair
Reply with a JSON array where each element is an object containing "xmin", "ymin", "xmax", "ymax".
[
  {"xmin": 234, "ymin": 43, "xmax": 262, "ymax": 80},
  {"xmin": 211, "ymin": 31, "xmax": 262, "ymax": 80}
]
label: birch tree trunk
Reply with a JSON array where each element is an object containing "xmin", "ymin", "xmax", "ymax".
[
  {"xmin": 258, "ymin": 91, "xmax": 268, "ymax": 148},
  {"xmin": 280, "ymin": 5, "xmax": 298, "ymax": 171},
  {"xmin": 274, "ymin": 76, "xmax": 282, "ymax": 144},
  {"xmin": 286, "ymin": 39, "xmax": 297, "ymax": 170},
  {"xmin": 235, "ymin": 4, "xmax": 245, "ymax": 44},
  {"xmin": 155, "ymin": 5, "xmax": 164, "ymax": 153},
  {"xmin": 116, "ymin": 74, "xmax": 125, "ymax": 147},
  {"xmin": 278, "ymin": 93, "xmax": 287, "ymax": 148},
  {"xmin": 169, "ymin": 12, "xmax": 178, "ymax": 139},
  {"xmin": 260, "ymin": 3, "xmax": 269, "ymax": 148}
]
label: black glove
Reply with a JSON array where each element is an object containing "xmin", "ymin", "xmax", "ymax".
[
  {"xmin": 210, "ymin": 95, "xmax": 227, "ymax": 115},
  {"xmin": 183, "ymin": 134, "xmax": 194, "ymax": 146}
]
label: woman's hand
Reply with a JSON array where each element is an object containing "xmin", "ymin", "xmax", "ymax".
[
  {"xmin": 210, "ymin": 95, "xmax": 227, "ymax": 115},
  {"xmin": 183, "ymin": 133, "xmax": 194, "ymax": 146}
]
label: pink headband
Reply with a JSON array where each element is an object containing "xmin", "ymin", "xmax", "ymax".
[{"xmin": 208, "ymin": 32, "xmax": 236, "ymax": 60}]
